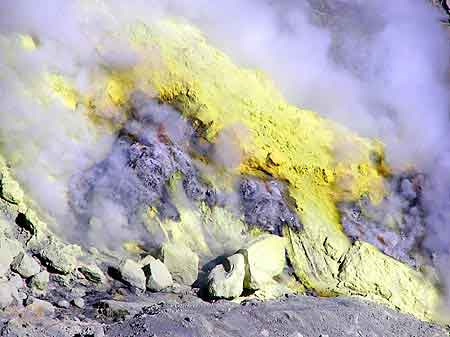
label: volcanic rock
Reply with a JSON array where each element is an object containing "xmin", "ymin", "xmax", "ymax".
[
  {"xmin": 208, "ymin": 253, "xmax": 245, "ymax": 299},
  {"xmin": 142, "ymin": 256, "xmax": 173, "ymax": 291},
  {"xmin": 79, "ymin": 263, "xmax": 106, "ymax": 284},
  {"xmin": 26, "ymin": 298, "xmax": 55, "ymax": 316},
  {"xmin": 240, "ymin": 178, "xmax": 301, "ymax": 234},
  {"xmin": 10, "ymin": 252, "xmax": 40, "ymax": 278},
  {"xmin": 119, "ymin": 259, "xmax": 146, "ymax": 290},
  {"xmin": 38, "ymin": 240, "xmax": 80, "ymax": 275},
  {"xmin": 0, "ymin": 236, "xmax": 23, "ymax": 277},
  {"xmin": 161, "ymin": 242, "xmax": 199, "ymax": 286},
  {"xmin": 0, "ymin": 280, "xmax": 17, "ymax": 309},
  {"xmin": 239, "ymin": 234, "xmax": 287, "ymax": 290},
  {"xmin": 72, "ymin": 297, "xmax": 85, "ymax": 308},
  {"xmin": 57, "ymin": 299, "xmax": 70, "ymax": 308},
  {"xmin": 30, "ymin": 270, "xmax": 49, "ymax": 291}
]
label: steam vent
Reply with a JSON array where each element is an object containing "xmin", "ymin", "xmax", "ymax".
[{"xmin": 1, "ymin": 1, "xmax": 450, "ymax": 336}]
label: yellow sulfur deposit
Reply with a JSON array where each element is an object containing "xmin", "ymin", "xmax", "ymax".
[{"xmin": 119, "ymin": 20, "xmax": 438, "ymax": 321}]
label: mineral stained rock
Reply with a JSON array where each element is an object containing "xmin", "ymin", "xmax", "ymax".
[
  {"xmin": 10, "ymin": 252, "xmax": 40, "ymax": 278},
  {"xmin": 142, "ymin": 255, "xmax": 173, "ymax": 291},
  {"xmin": 239, "ymin": 234, "xmax": 287, "ymax": 290},
  {"xmin": 240, "ymin": 178, "xmax": 302, "ymax": 234},
  {"xmin": 208, "ymin": 253, "xmax": 245, "ymax": 299},
  {"xmin": 30, "ymin": 271, "xmax": 50, "ymax": 291},
  {"xmin": 38, "ymin": 239, "xmax": 80, "ymax": 275},
  {"xmin": 340, "ymin": 172, "xmax": 427, "ymax": 267},
  {"xmin": 26, "ymin": 298, "xmax": 55, "ymax": 316},
  {"xmin": 79, "ymin": 264, "xmax": 106, "ymax": 284},
  {"xmin": 119, "ymin": 259, "xmax": 146, "ymax": 290},
  {"xmin": 124, "ymin": 20, "xmax": 437, "ymax": 321},
  {"xmin": 0, "ymin": 236, "xmax": 23, "ymax": 277},
  {"xmin": 161, "ymin": 242, "xmax": 199, "ymax": 286}
]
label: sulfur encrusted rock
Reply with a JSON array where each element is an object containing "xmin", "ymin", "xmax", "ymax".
[
  {"xmin": 119, "ymin": 259, "xmax": 146, "ymax": 290},
  {"xmin": 79, "ymin": 264, "xmax": 106, "ymax": 284},
  {"xmin": 142, "ymin": 256, "xmax": 173, "ymax": 291},
  {"xmin": 72, "ymin": 297, "xmax": 85, "ymax": 308},
  {"xmin": 11, "ymin": 252, "xmax": 40, "ymax": 278},
  {"xmin": 161, "ymin": 242, "xmax": 199, "ymax": 286},
  {"xmin": 337, "ymin": 241, "xmax": 439, "ymax": 321},
  {"xmin": 0, "ymin": 236, "xmax": 23, "ymax": 277},
  {"xmin": 208, "ymin": 253, "xmax": 245, "ymax": 299},
  {"xmin": 30, "ymin": 270, "xmax": 50, "ymax": 291},
  {"xmin": 38, "ymin": 240, "xmax": 80, "ymax": 275},
  {"xmin": 239, "ymin": 234, "xmax": 287, "ymax": 290}
]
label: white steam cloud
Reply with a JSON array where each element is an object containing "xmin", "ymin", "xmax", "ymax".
[{"xmin": 0, "ymin": 0, "xmax": 450, "ymax": 308}]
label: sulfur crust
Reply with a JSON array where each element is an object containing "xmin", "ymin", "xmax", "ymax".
[{"xmin": 122, "ymin": 20, "xmax": 438, "ymax": 321}]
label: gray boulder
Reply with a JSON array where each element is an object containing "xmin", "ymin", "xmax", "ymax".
[
  {"xmin": 238, "ymin": 234, "xmax": 286, "ymax": 290},
  {"xmin": 119, "ymin": 259, "xmax": 146, "ymax": 290},
  {"xmin": 161, "ymin": 243, "xmax": 198, "ymax": 286},
  {"xmin": 208, "ymin": 253, "xmax": 245, "ymax": 299},
  {"xmin": 0, "ymin": 236, "xmax": 23, "ymax": 277},
  {"xmin": 0, "ymin": 280, "xmax": 16, "ymax": 309},
  {"xmin": 79, "ymin": 264, "xmax": 106, "ymax": 284},
  {"xmin": 142, "ymin": 256, "xmax": 173, "ymax": 291},
  {"xmin": 30, "ymin": 270, "xmax": 50, "ymax": 291},
  {"xmin": 39, "ymin": 240, "xmax": 80, "ymax": 275},
  {"xmin": 11, "ymin": 252, "xmax": 40, "ymax": 278}
]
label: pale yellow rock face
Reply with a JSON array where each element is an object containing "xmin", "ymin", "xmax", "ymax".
[
  {"xmin": 338, "ymin": 241, "xmax": 439, "ymax": 321},
  {"xmin": 119, "ymin": 259, "xmax": 146, "ymax": 290},
  {"xmin": 144, "ymin": 258, "xmax": 173, "ymax": 292},
  {"xmin": 161, "ymin": 242, "xmax": 199, "ymax": 286},
  {"xmin": 208, "ymin": 253, "xmax": 245, "ymax": 299},
  {"xmin": 0, "ymin": 236, "xmax": 23, "ymax": 277},
  {"xmin": 239, "ymin": 234, "xmax": 287, "ymax": 290}
]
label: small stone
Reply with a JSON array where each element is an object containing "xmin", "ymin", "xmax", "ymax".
[
  {"xmin": 239, "ymin": 234, "xmax": 286, "ymax": 290},
  {"xmin": 208, "ymin": 253, "xmax": 245, "ymax": 299},
  {"xmin": 52, "ymin": 274, "xmax": 72, "ymax": 287},
  {"xmin": 57, "ymin": 299, "xmax": 70, "ymax": 308},
  {"xmin": 10, "ymin": 252, "xmax": 40, "ymax": 278},
  {"xmin": 72, "ymin": 297, "xmax": 85, "ymax": 308},
  {"xmin": 289, "ymin": 333, "xmax": 304, "ymax": 337},
  {"xmin": 119, "ymin": 259, "xmax": 146, "ymax": 290},
  {"xmin": 161, "ymin": 243, "xmax": 199, "ymax": 286},
  {"xmin": 15, "ymin": 291, "xmax": 27, "ymax": 302},
  {"xmin": 79, "ymin": 264, "xmax": 106, "ymax": 284},
  {"xmin": 71, "ymin": 287, "xmax": 87, "ymax": 298},
  {"xmin": 143, "ymin": 257, "xmax": 173, "ymax": 291},
  {"xmin": 26, "ymin": 298, "xmax": 55, "ymax": 316},
  {"xmin": 30, "ymin": 271, "xmax": 50, "ymax": 291}
]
